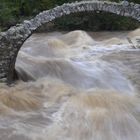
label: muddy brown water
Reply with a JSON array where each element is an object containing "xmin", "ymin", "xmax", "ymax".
[{"xmin": 0, "ymin": 29, "xmax": 140, "ymax": 140}]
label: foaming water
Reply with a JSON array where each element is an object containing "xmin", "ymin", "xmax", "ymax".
[{"xmin": 0, "ymin": 29, "xmax": 140, "ymax": 140}]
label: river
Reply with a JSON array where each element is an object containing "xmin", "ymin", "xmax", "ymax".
[{"xmin": 0, "ymin": 29, "xmax": 140, "ymax": 140}]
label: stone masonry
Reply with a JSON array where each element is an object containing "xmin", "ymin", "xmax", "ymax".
[{"xmin": 0, "ymin": 0, "xmax": 139, "ymax": 83}]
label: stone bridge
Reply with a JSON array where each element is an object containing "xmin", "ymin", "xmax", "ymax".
[{"xmin": 0, "ymin": 0, "xmax": 140, "ymax": 83}]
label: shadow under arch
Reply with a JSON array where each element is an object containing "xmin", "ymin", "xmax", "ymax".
[{"xmin": 37, "ymin": 11, "xmax": 140, "ymax": 32}]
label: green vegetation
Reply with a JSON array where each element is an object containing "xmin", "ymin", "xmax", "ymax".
[
  {"xmin": 0, "ymin": 0, "xmax": 139, "ymax": 32},
  {"xmin": 53, "ymin": 12, "xmax": 140, "ymax": 31}
]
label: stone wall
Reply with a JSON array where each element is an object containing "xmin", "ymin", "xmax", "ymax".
[{"xmin": 0, "ymin": 0, "xmax": 139, "ymax": 83}]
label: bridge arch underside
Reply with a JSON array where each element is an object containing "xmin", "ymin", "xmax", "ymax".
[
  {"xmin": 0, "ymin": 1, "xmax": 139, "ymax": 83},
  {"xmin": 37, "ymin": 11, "xmax": 140, "ymax": 32}
]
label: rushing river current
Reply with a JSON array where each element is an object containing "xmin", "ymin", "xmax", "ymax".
[{"xmin": 0, "ymin": 29, "xmax": 140, "ymax": 140}]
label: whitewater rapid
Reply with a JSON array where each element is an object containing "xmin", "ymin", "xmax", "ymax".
[{"xmin": 0, "ymin": 29, "xmax": 140, "ymax": 140}]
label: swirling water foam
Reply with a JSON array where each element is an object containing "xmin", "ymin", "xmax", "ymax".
[{"xmin": 0, "ymin": 29, "xmax": 140, "ymax": 140}]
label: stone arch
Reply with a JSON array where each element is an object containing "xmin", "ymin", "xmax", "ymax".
[{"xmin": 0, "ymin": 0, "xmax": 140, "ymax": 83}]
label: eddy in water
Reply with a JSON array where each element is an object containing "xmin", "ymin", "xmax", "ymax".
[{"xmin": 0, "ymin": 29, "xmax": 140, "ymax": 140}]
